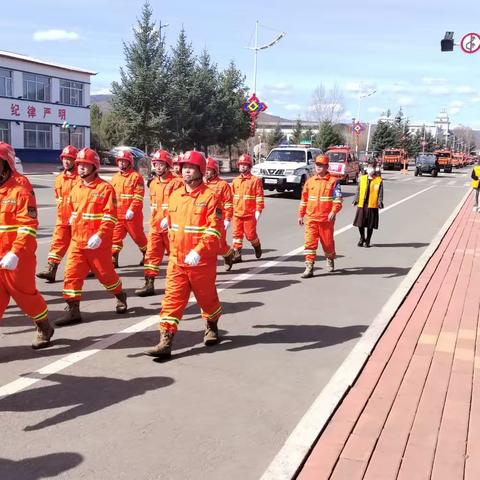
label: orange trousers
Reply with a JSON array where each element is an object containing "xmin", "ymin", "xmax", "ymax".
[
  {"xmin": 304, "ymin": 219, "xmax": 336, "ymax": 262},
  {"xmin": 232, "ymin": 215, "xmax": 260, "ymax": 250},
  {"xmin": 219, "ymin": 228, "xmax": 232, "ymax": 257},
  {"xmin": 0, "ymin": 253, "xmax": 48, "ymax": 322},
  {"xmin": 159, "ymin": 261, "xmax": 221, "ymax": 333},
  {"xmin": 112, "ymin": 216, "xmax": 148, "ymax": 253},
  {"xmin": 47, "ymin": 224, "xmax": 72, "ymax": 264},
  {"xmin": 144, "ymin": 231, "xmax": 169, "ymax": 277},
  {"xmin": 63, "ymin": 246, "xmax": 123, "ymax": 300}
]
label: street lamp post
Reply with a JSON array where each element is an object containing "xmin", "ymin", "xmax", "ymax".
[{"xmin": 355, "ymin": 89, "xmax": 376, "ymax": 153}]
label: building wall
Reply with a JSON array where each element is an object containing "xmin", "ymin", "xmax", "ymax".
[{"xmin": 0, "ymin": 55, "xmax": 92, "ymax": 162}]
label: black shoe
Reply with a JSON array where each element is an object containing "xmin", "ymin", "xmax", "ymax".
[
  {"xmin": 357, "ymin": 239, "xmax": 365, "ymax": 247},
  {"xmin": 364, "ymin": 241, "xmax": 371, "ymax": 248}
]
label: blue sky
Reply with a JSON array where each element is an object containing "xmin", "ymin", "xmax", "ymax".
[{"xmin": 2, "ymin": 0, "xmax": 480, "ymax": 127}]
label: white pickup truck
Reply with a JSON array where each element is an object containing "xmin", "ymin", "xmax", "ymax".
[{"xmin": 251, "ymin": 146, "xmax": 321, "ymax": 198}]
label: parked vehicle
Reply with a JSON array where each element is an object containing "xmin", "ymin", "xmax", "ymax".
[
  {"xmin": 382, "ymin": 148, "xmax": 407, "ymax": 170},
  {"xmin": 325, "ymin": 145, "xmax": 360, "ymax": 184},
  {"xmin": 434, "ymin": 149, "xmax": 453, "ymax": 173},
  {"xmin": 251, "ymin": 145, "xmax": 321, "ymax": 197},
  {"xmin": 415, "ymin": 153, "xmax": 439, "ymax": 177},
  {"xmin": 107, "ymin": 146, "xmax": 151, "ymax": 177}
]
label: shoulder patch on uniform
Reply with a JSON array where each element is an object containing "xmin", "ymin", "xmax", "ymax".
[{"xmin": 28, "ymin": 206, "xmax": 37, "ymax": 218}]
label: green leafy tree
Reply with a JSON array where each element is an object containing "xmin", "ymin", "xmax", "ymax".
[
  {"xmin": 314, "ymin": 121, "xmax": 345, "ymax": 151},
  {"xmin": 216, "ymin": 61, "xmax": 250, "ymax": 157},
  {"xmin": 90, "ymin": 104, "xmax": 104, "ymax": 151},
  {"xmin": 166, "ymin": 28, "xmax": 197, "ymax": 150},
  {"xmin": 291, "ymin": 118, "xmax": 304, "ymax": 144},
  {"xmin": 111, "ymin": 2, "xmax": 169, "ymax": 151},
  {"xmin": 268, "ymin": 123, "xmax": 284, "ymax": 147}
]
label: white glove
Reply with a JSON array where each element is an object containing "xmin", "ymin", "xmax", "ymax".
[
  {"xmin": 255, "ymin": 211, "xmax": 261, "ymax": 221},
  {"xmin": 0, "ymin": 251, "xmax": 19, "ymax": 270},
  {"xmin": 87, "ymin": 234, "xmax": 102, "ymax": 249},
  {"xmin": 125, "ymin": 209, "xmax": 134, "ymax": 220},
  {"xmin": 224, "ymin": 219, "xmax": 231, "ymax": 230},
  {"xmin": 160, "ymin": 217, "xmax": 169, "ymax": 231},
  {"xmin": 68, "ymin": 214, "xmax": 74, "ymax": 225},
  {"xmin": 184, "ymin": 250, "xmax": 201, "ymax": 266}
]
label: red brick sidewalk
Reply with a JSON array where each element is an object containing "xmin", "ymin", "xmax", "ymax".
[{"xmin": 298, "ymin": 196, "xmax": 480, "ymax": 480}]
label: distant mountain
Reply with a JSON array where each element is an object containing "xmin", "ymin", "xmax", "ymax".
[{"xmin": 91, "ymin": 94, "xmax": 113, "ymax": 113}]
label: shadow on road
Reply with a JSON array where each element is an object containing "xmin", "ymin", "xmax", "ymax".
[
  {"xmin": 372, "ymin": 242, "xmax": 429, "ymax": 249},
  {"xmin": 314, "ymin": 266, "xmax": 410, "ymax": 279},
  {"xmin": 0, "ymin": 373, "xmax": 174, "ymax": 431},
  {"xmin": 0, "ymin": 452, "xmax": 83, "ymax": 480}
]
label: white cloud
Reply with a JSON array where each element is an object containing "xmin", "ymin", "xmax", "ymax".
[
  {"xmin": 380, "ymin": 83, "xmax": 411, "ymax": 94},
  {"xmin": 91, "ymin": 87, "xmax": 111, "ymax": 95},
  {"xmin": 450, "ymin": 100, "xmax": 465, "ymax": 108},
  {"xmin": 449, "ymin": 107, "xmax": 461, "ymax": 115},
  {"xmin": 368, "ymin": 106, "xmax": 385, "ymax": 114},
  {"xmin": 396, "ymin": 96, "xmax": 415, "ymax": 106},
  {"xmin": 422, "ymin": 77, "xmax": 447, "ymax": 85},
  {"xmin": 426, "ymin": 85, "xmax": 452, "ymax": 96},
  {"xmin": 284, "ymin": 104, "xmax": 302, "ymax": 111},
  {"xmin": 344, "ymin": 81, "xmax": 376, "ymax": 94},
  {"xmin": 33, "ymin": 29, "xmax": 80, "ymax": 41},
  {"xmin": 457, "ymin": 85, "xmax": 476, "ymax": 95},
  {"xmin": 263, "ymin": 83, "xmax": 293, "ymax": 97}
]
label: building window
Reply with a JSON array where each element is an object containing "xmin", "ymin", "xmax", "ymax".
[
  {"xmin": 0, "ymin": 68, "xmax": 12, "ymax": 97},
  {"xmin": 60, "ymin": 126, "xmax": 84, "ymax": 149},
  {"xmin": 23, "ymin": 73, "xmax": 50, "ymax": 102},
  {"xmin": 60, "ymin": 80, "xmax": 83, "ymax": 106},
  {"xmin": 24, "ymin": 122, "xmax": 52, "ymax": 149},
  {"xmin": 0, "ymin": 121, "xmax": 10, "ymax": 143}
]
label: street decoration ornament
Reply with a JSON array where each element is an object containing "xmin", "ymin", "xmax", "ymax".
[
  {"xmin": 242, "ymin": 94, "xmax": 268, "ymax": 134},
  {"xmin": 351, "ymin": 121, "xmax": 365, "ymax": 136},
  {"xmin": 460, "ymin": 32, "xmax": 480, "ymax": 54}
]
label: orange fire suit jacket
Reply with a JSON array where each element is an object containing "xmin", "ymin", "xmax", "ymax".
[
  {"xmin": 298, "ymin": 173, "xmax": 343, "ymax": 221},
  {"xmin": 205, "ymin": 177, "xmax": 233, "ymax": 221},
  {"xmin": 149, "ymin": 173, "xmax": 179, "ymax": 234},
  {"xmin": 232, "ymin": 173, "xmax": 264, "ymax": 218},
  {"xmin": 54, "ymin": 170, "xmax": 80, "ymax": 226},
  {"xmin": 0, "ymin": 175, "xmax": 38, "ymax": 258},
  {"xmin": 111, "ymin": 169, "xmax": 145, "ymax": 220},
  {"xmin": 69, "ymin": 177, "xmax": 118, "ymax": 249},
  {"xmin": 167, "ymin": 183, "xmax": 222, "ymax": 267}
]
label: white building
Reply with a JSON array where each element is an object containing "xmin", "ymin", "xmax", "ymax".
[{"xmin": 0, "ymin": 50, "xmax": 96, "ymax": 162}]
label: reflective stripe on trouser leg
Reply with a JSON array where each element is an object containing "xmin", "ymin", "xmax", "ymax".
[
  {"xmin": 63, "ymin": 247, "xmax": 91, "ymax": 300},
  {"xmin": 159, "ymin": 261, "xmax": 192, "ymax": 333},
  {"xmin": 144, "ymin": 231, "xmax": 167, "ymax": 277},
  {"xmin": 318, "ymin": 220, "xmax": 336, "ymax": 259},
  {"xmin": 244, "ymin": 216, "xmax": 260, "ymax": 247},
  {"xmin": 125, "ymin": 213, "xmax": 148, "ymax": 252},
  {"xmin": 112, "ymin": 221, "xmax": 126, "ymax": 253},
  {"xmin": 231, "ymin": 216, "xmax": 244, "ymax": 249},
  {"xmin": 304, "ymin": 219, "xmax": 320, "ymax": 263},
  {"xmin": 87, "ymin": 248, "xmax": 123, "ymax": 295},
  {"xmin": 47, "ymin": 224, "xmax": 72, "ymax": 264},
  {"xmin": 0, "ymin": 254, "xmax": 48, "ymax": 321}
]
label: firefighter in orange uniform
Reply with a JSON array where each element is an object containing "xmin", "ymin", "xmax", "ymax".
[
  {"xmin": 0, "ymin": 142, "xmax": 54, "ymax": 349},
  {"xmin": 37, "ymin": 145, "xmax": 79, "ymax": 282},
  {"xmin": 298, "ymin": 154, "xmax": 343, "ymax": 278},
  {"xmin": 146, "ymin": 151, "xmax": 222, "ymax": 359},
  {"xmin": 135, "ymin": 149, "xmax": 180, "ymax": 297},
  {"xmin": 111, "ymin": 150, "xmax": 148, "ymax": 268},
  {"xmin": 56, "ymin": 148, "xmax": 127, "ymax": 326},
  {"xmin": 204, "ymin": 157, "xmax": 235, "ymax": 270},
  {"xmin": 231, "ymin": 153, "xmax": 264, "ymax": 262},
  {"xmin": 171, "ymin": 154, "xmax": 183, "ymax": 178}
]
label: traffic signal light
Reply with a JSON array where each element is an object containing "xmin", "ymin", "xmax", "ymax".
[{"xmin": 441, "ymin": 32, "xmax": 454, "ymax": 52}]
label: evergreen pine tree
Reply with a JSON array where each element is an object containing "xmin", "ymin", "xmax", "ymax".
[
  {"xmin": 314, "ymin": 121, "xmax": 345, "ymax": 151},
  {"xmin": 111, "ymin": 1, "xmax": 169, "ymax": 151},
  {"xmin": 303, "ymin": 127, "xmax": 314, "ymax": 145},
  {"xmin": 372, "ymin": 120, "xmax": 397, "ymax": 152},
  {"xmin": 268, "ymin": 123, "xmax": 284, "ymax": 147},
  {"xmin": 90, "ymin": 104, "xmax": 104, "ymax": 151},
  {"xmin": 291, "ymin": 118, "xmax": 304, "ymax": 144}
]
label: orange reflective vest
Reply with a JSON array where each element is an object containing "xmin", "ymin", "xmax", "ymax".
[
  {"xmin": 111, "ymin": 169, "xmax": 145, "ymax": 219},
  {"xmin": 149, "ymin": 173, "xmax": 179, "ymax": 233},
  {"xmin": 298, "ymin": 173, "xmax": 343, "ymax": 221},
  {"xmin": 357, "ymin": 175, "xmax": 382, "ymax": 208},
  {"xmin": 0, "ymin": 175, "xmax": 38, "ymax": 257},
  {"xmin": 205, "ymin": 177, "xmax": 233, "ymax": 221},
  {"xmin": 54, "ymin": 170, "xmax": 80, "ymax": 225},
  {"xmin": 232, "ymin": 173, "xmax": 264, "ymax": 218},
  {"xmin": 167, "ymin": 183, "xmax": 221, "ymax": 266},
  {"xmin": 70, "ymin": 176, "xmax": 118, "ymax": 249}
]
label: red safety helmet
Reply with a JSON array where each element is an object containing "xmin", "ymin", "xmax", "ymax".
[
  {"xmin": 180, "ymin": 150, "xmax": 206, "ymax": 175},
  {"xmin": 115, "ymin": 149, "xmax": 134, "ymax": 166},
  {"xmin": 206, "ymin": 157, "xmax": 219, "ymax": 174},
  {"xmin": 0, "ymin": 142, "xmax": 16, "ymax": 171},
  {"xmin": 237, "ymin": 153, "xmax": 253, "ymax": 167},
  {"xmin": 315, "ymin": 154, "xmax": 329, "ymax": 165},
  {"xmin": 60, "ymin": 145, "xmax": 78, "ymax": 161},
  {"xmin": 75, "ymin": 147, "xmax": 100, "ymax": 171},
  {"xmin": 152, "ymin": 149, "xmax": 172, "ymax": 167}
]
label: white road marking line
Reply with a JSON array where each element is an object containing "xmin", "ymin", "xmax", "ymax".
[
  {"xmin": 464, "ymin": 182, "xmax": 471, "ymax": 187},
  {"xmin": 0, "ymin": 185, "xmax": 436, "ymax": 400},
  {"xmin": 259, "ymin": 188, "xmax": 470, "ymax": 480}
]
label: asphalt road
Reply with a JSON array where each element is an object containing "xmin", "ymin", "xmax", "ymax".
[{"xmin": 0, "ymin": 166, "xmax": 471, "ymax": 480}]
